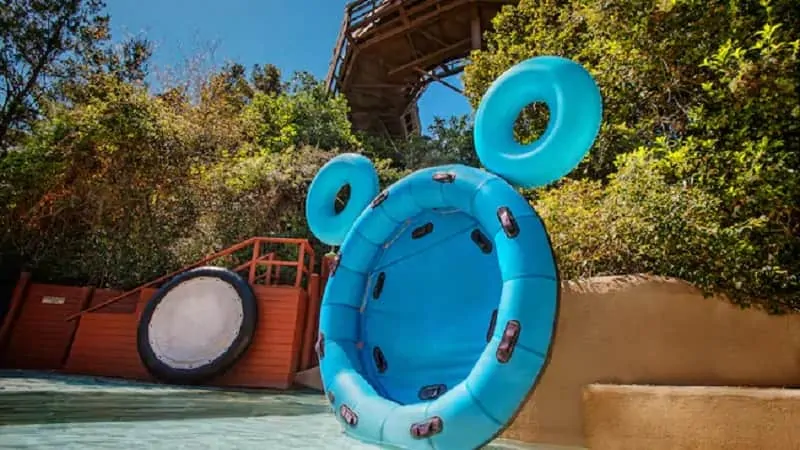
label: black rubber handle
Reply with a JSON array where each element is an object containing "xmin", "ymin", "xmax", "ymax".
[
  {"xmin": 410, "ymin": 417, "xmax": 443, "ymax": 438},
  {"xmin": 339, "ymin": 404, "xmax": 358, "ymax": 427},
  {"xmin": 496, "ymin": 320, "xmax": 521, "ymax": 363}
]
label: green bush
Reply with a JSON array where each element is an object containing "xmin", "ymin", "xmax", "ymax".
[
  {"xmin": 469, "ymin": 0, "xmax": 799, "ymax": 312},
  {"xmin": 0, "ymin": 65, "xmax": 366, "ymax": 288}
]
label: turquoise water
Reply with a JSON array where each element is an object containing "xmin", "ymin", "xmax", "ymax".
[{"xmin": 0, "ymin": 371, "xmax": 559, "ymax": 449}]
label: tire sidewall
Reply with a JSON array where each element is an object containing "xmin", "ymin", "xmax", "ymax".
[{"xmin": 137, "ymin": 266, "xmax": 258, "ymax": 384}]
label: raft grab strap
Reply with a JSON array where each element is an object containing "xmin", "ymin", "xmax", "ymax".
[
  {"xmin": 315, "ymin": 332, "xmax": 325, "ymax": 359},
  {"xmin": 432, "ymin": 171, "xmax": 456, "ymax": 183},
  {"xmin": 372, "ymin": 346, "xmax": 388, "ymax": 373},
  {"xmin": 371, "ymin": 190, "xmax": 389, "ymax": 208},
  {"xmin": 496, "ymin": 320, "xmax": 521, "ymax": 363},
  {"xmin": 340, "ymin": 404, "xmax": 358, "ymax": 427},
  {"xmin": 330, "ymin": 254, "xmax": 341, "ymax": 276},
  {"xmin": 486, "ymin": 309, "xmax": 498, "ymax": 343},
  {"xmin": 418, "ymin": 384, "xmax": 447, "ymax": 401},
  {"xmin": 410, "ymin": 417, "xmax": 444, "ymax": 439},
  {"xmin": 471, "ymin": 229, "xmax": 493, "ymax": 254},
  {"xmin": 411, "ymin": 222, "xmax": 434, "ymax": 239},
  {"xmin": 497, "ymin": 206, "xmax": 520, "ymax": 238},
  {"xmin": 372, "ymin": 272, "xmax": 386, "ymax": 299},
  {"xmin": 327, "ymin": 390, "xmax": 335, "ymax": 404}
]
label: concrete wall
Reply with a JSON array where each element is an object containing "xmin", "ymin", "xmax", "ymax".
[
  {"xmin": 583, "ymin": 384, "xmax": 800, "ymax": 450},
  {"xmin": 501, "ymin": 275, "xmax": 800, "ymax": 447}
]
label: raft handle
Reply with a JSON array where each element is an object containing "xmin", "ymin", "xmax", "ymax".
[
  {"xmin": 327, "ymin": 390, "xmax": 335, "ymax": 404},
  {"xmin": 497, "ymin": 207, "xmax": 520, "ymax": 238},
  {"xmin": 315, "ymin": 332, "xmax": 325, "ymax": 359},
  {"xmin": 371, "ymin": 190, "xmax": 389, "ymax": 208},
  {"xmin": 339, "ymin": 404, "xmax": 358, "ymax": 427},
  {"xmin": 496, "ymin": 320, "xmax": 521, "ymax": 363},
  {"xmin": 418, "ymin": 384, "xmax": 447, "ymax": 401},
  {"xmin": 411, "ymin": 417, "xmax": 443, "ymax": 439},
  {"xmin": 372, "ymin": 272, "xmax": 386, "ymax": 299},
  {"xmin": 330, "ymin": 254, "xmax": 340, "ymax": 276},
  {"xmin": 486, "ymin": 309, "xmax": 498, "ymax": 343},
  {"xmin": 432, "ymin": 171, "xmax": 456, "ymax": 183},
  {"xmin": 471, "ymin": 229, "xmax": 493, "ymax": 254},
  {"xmin": 411, "ymin": 222, "xmax": 434, "ymax": 239},
  {"xmin": 372, "ymin": 346, "xmax": 388, "ymax": 373}
]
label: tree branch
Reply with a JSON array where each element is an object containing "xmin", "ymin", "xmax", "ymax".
[{"xmin": 0, "ymin": 4, "xmax": 75, "ymax": 150}]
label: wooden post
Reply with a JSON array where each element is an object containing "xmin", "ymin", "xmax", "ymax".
[
  {"xmin": 470, "ymin": 5, "xmax": 482, "ymax": 50},
  {"xmin": 320, "ymin": 254, "xmax": 336, "ymax": 295},
  {"xmin": 300, "ymin": 274, "xmax": 322, "ymax": 371},
  {"xmin": 295, "ymin": 243, "xmax": 306, "ymax": 287},
  {"xmin": 249, "ymin": 240, "xmax": 260, "ymax": 284},
  {"xmin": 0, "ymin": 271, "xmax": 31, "ymax": 357},
  {"xmin": 265, "ymin": 253, "xmax": 274, "ymax": 285}
]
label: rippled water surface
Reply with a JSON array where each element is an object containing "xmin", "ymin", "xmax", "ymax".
[{"xmin": 0, "ymin": 371, "xmax": 564, "ymax": 449}]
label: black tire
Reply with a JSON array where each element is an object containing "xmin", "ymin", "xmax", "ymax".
[{"xmin": 137, "ymin": 266, "xmax": 258, "ymax": 384}]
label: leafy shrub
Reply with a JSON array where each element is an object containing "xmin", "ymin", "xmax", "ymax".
[{"xmin": 475, "ymin": 0, "xmax": 800, "ymax": 312}]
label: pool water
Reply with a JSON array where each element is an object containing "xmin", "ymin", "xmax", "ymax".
[{"xmin": 0, "ymin": 371, "xmax": 561, "ymax": 449}]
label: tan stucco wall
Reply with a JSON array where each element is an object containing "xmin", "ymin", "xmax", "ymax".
[
  {"xmin": 501, "ymin": 275, "xmax": 800, "ymax": 447},
  {"xmin": 582, "ymin": 384, "xmax": 800, "ymax": 450}
]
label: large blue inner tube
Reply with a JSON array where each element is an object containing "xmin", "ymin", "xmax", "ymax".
[{"xmin": 317, "ymin": 164, "xmax": 559, "ymax": 449}]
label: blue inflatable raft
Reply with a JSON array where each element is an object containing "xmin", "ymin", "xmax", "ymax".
[{"xmin": 305, "ymin": 56, "xmax": 602, "ymax": 449}]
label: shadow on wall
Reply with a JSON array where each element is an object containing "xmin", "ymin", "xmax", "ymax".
[
  {"xmin": 0, "ymin": 271, "xmax": 20, "ymax": 332},
  {"xmin": 501, "ymin": 275, "xmax": 800, "ymax": 447},
  {"xmin": 583, "ymin": 384, "xmax": 800, "ymax": 450}
]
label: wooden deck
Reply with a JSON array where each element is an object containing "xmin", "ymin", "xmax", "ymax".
[
  {"xmin": 0, "ymin": 238, "xmax": 325, "ymax": 390},
  {"xmin": 327, "ymin": 0, "xmax": 516, "ymax": 138}
]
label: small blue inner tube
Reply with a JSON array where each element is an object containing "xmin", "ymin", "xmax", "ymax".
[
  {"xmin": 306, "ymin": 153, "xmax": 379, "ymax": 246},
  {"xmin": 474, "ymin": 55, "xmax": 603, "ymax": 189},
  {"xmin": 317, "ymin": 165, "xmax": 559, "ymax": 449}
]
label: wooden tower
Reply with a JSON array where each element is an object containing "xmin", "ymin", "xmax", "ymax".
[{"xmin": 326, "ymin": 0, "xmax": 516, "ymax": 139}]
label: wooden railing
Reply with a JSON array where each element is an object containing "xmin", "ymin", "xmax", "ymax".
[
  {"xmin": 347, "ymin": 0, "xmax": 389, "ymax": 27},
  {"xmin": 326, "ymin": 10, "xmax": 353, "ymax": 93},
  {"xmin": 326, "ymin": 0, "xmax": 398, "ymax": 93},
  {"xmin": 65, "ymin": 237, "xmax": 316, "ymax": 321}
]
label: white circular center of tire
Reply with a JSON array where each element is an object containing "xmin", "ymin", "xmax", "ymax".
[{"xmin": 148, "ymin": 276, "xmax": 244, "ymax": 370}]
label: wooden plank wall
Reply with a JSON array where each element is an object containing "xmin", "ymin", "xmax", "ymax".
[
  {"xmin": 1, "ymin": 278, "xmax": 312, "ymax": 390},
  {"xmin": 64, "ymin": 285, "xmax": 308, "ymax": 389},
  {"xmin": 0, "ymin": 283, "xmax": 91, "ymax": 370},
  {"xmin": 216, "ymin": 285, "xmax": 308, "ymax": 389},
  {"xmin": 62, "ymin": 288, "xmax": 154, "ymax": 380}
]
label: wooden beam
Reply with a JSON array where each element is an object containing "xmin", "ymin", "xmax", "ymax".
[
  {"xmin": 388, "ymin": 38, "xmax": 471, "ymax": 76},
  {"xmin": 351, "ymin": 111, "xmax": 403, "ymax": 117},
  {"xmin": 377, "ymin": 116, "xmax": 396, "ymax": 141},
  {"xmin": 326, "ymin": 12, "xmax": 351, "ymax": 88},
  {"xmin": 347, "ymin": 0, "xmax": 436, "ymax": 36},
  {"xmin": 349, "ymin": 83, "xmax": 407, "ymax": 90},
  {"xmin": 414, "ymin": 66, "xmax": 464, "ymax": 95},
  {"xmin": 415, "ymin": 28, "xmax": 449, "ymax": 49},
  {"xmin": 352, "ymin": 0, "xmax": 472, "ymax": 49},
  {"xmin": 338, "ymin": 45, "xmax": 360, "ymax": 92},
  {"xmin": 471, "ymin": 4, "xmax": 482, "ymax": 50},
  {"xmin": 431, "ymin": 59, "xmax": 469, "ymax": 79}
]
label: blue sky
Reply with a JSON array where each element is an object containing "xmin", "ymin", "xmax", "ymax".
[{"xmin": 105, "ymin": 0, "xmax": 472, "ymax": 132}]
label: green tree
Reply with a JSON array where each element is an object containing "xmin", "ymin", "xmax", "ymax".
[
  {"xmin": 251, "ymin": 63, "xmax": 281, "ymax": 95},
  {"xmin": 0, "ymin": 0, "xmax": 130, "ymax": 150},
  {"xmin": 399, "ymin": 115, "xmax": 479, "ymax": 170},
  {"xmin": 241, "ymin": 72, "xmax": 357, "ymax": 153},
  {"xmin": 1, "ymin": 72, "xmax": 197, "ymax": 286},
  {"xmin": 467, "ymin": 0, "xmax": 799, "ymax": 311}
]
